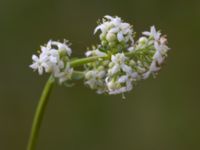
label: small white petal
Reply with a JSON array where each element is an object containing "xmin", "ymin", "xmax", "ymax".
[
  {"xmin": 94, "ymin": 24, "xmax": 103, "ymax": 34},
  {"xmin": 111, "ymin": 64, "xmax": 120, "ymax": 75},
  {"xmin": 95, "ymin": 50, "xmax": 107, "ymax": 57},
  {"xmin": 151, "ymin": 26, "xmax": 156, "ymax": 35},
  {"xmin": 85, "ymin": 51, "xmax": 92, "ymax": 57},
  {"xmin": 150, "ymin": 61, "xmax": 160, "ymax": 72},
  {"xmin": 121, "ymin": 64, "xmax": 132, "ymax": 74},
  {"xmin": 109, "ymin": 27, "xmax": 119, "ymax": 33},
  {"xmin": 29, "ymin": 63, "xmax": 38, "ymax": 70},
  {"xmin": 117, "ymin": 32, "xmax": 124, "ymax": 42},
  {"xmin": 143, "ymin": 71, "xmax": 150, "ymax": 79},
  {"xmin": 49, "ymin": 56, "xmax": 57, "ymax": 63},
  {"xmin": 104, "ymin": 15, "xmax": 114, "ymax": 20},
  {"xmin": 32, "ymin": 55, "xmax": 39, "ymax": 61},
  {"xmin": 142, "ymin": 31, "xmax": 151, "ymax": 36},
  {"xmin": 118, "ymin": 75, "xmax": 128, "ymax": 83}
]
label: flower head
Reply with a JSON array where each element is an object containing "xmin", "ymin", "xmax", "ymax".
[
  {"xmin": 30, "ymin": 15, "xmax": 171, "ymax": 96},
  {"xmin": 85, "ymin": 22, "xmax": 170, "ymax": 95},
  {"xmin": 106, "ymin": 53, "xmax": 138, "ymax": 94},
  {"xmin": 94, "ymin": 15, "xmax": 134, "ymax": 50},
  {"xmin": 141, "ymin": 27, "xmax": 170, "ymax": 79},
  {"xmin": 30, "ymin": 40, "xmax": 73, "ymax": 83}
]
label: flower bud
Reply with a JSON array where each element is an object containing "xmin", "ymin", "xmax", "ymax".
[
  {"xmin": 106, "ymin": 32, "xmax": 116, "ymax": 42},
  {"xmin": 138, "ymin": 37, "xmax": 148, "ymax": 44},
  {"xmin": 101, "ymin": 41, "xmax": 107, "ymax": 46},
  {"xmin": 85, "ymin": 71, "xmax": 93, "ymax": 79},
  {"xmin": 107, "ymin": 80, "xmax": 116, "ymax": 90}
]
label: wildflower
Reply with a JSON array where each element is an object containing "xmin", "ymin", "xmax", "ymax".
[
  {"xmin": 30, "ymin": 40, "xmax": 73, "ymax": 83},
  {"xmin": 142, "ymin": 27, "xmax": 170, "ymax": 79},
  {"xmin": 106, "ymin": 53, "xmax": 138, "ymax": 95},
  {"xmin": 94, "ymin": 15, "xmax": 134, "ymax": 50},
  {"xmin": 143, "ymin": 26, "xmax": 161, "ymax": 41},
  {"xmin": 85, "ymin": 18, "xmax": 170, "ymax": 95},
  {"xmin": 30, "ymin": 15, "xmax": 170, "ymax": 96},
  {"xmin": 85, "ymin": 69, "xmax": 107, "ymax": 94}
]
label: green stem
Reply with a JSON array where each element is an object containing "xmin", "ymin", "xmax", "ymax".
[
  {"xmin": 69, "ymin": 49, "xmax": 150, "ymax": 68},
  {"xmin": 27, "ymin": 76, "xmax": 55, "ymax": 150},
  {"xmin": 70, "ymin": 56, "xmax": 108, "ymax": 67},
  {"xmin": 26, "ymin": 56, "xmax": 105, "ymax": 150}
]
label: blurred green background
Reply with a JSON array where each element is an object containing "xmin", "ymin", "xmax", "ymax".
[{"xmin": 0, "ymin": 0, "xmax": 200, "ymax": 149}]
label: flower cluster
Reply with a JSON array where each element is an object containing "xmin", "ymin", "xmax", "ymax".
[
  {"xmin": 30, "ymin": 15, "xmax": 170, "ymax": 95},
  {"xmin": 84, "ymin": 51, "xmax": 139, "ymax": 95},
  {"xmin": 84, "ymin": 16, "xmax": 170, "ymax": 95},
  {"xmin": 142, "ymin": 26, "xmax": 170, "ymax": 79},
  {"xmin": 30, "ymin": 40, "xmax": 73, "ymax": 83},
  {"xmin": 94, "ymin": 15, "xmax": 134, "ymax": 51},
  {"xmin": 106, "ymin": 53, "xmax": 138, "ymax": 94}
]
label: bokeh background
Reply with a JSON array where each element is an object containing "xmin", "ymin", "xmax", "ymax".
[{"xmin": 0, "ymin": 0, "xmax": 200, "ymax": 149}]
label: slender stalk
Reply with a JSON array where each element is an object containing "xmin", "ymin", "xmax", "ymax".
[
  {"xmin": 27, "ymin": 57, "xmax": 104, "ymax": 150},
  {"xmin": 69, "ymin": 49, "xmax": 149, "ymax": 68},
  {"xmin": 70, "ymin": 56, "xmax": 107, "ymax": 67},
  {"xmin": 27, "ymin": 76, "xmax": 55, "ymax": 150}
]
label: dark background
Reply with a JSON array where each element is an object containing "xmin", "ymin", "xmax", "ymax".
[{"xmin": 0, "ymin": 0, "xmax": 200, "ymax": 149}]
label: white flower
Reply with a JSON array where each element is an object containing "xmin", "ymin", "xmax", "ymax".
[
  {"xmin": 118, "ymin": 75, "xmax": 129, "ymax": 83},
  {"xmin": 30, "ymin": 15, "xmax": 171, "ymax": 96},
  {"xmin": 94, "ymin": 15, "xmax": 134, "ymax": 48},
  {"xmin": 51, "ymin": 40, "xmax": 72, "ymax": 56},
  {"xmin": 85, "ymin": 69, "xmax": 107, "ymax": 93},
  {"xmin": 30, "ymin": 55, "xmax": 44, "ymax": 75},
  {"xmin": 105, "ymin": 53, "xmax": 136, "ymax": 94},
  {"xmin": 143, "ymin": 26, "xmax": 161, "ymax": 41},
  {"xmin": 111, "ymin": 53, "xmax": 127, "ymax": 64},
  {"xmin": 30, "ymin": 40, "xmax": 73, "ymax": 83},
  {"xmin": 141, "ymin": 29, "xmax": 170, "ymax": 79},
  {"xmin": 54, "ymin": 64, "xmax": 73, "ymax": 84},
  {"xmin": 109, "ymin": 64, "xmax": 120, "ymax": 75},
  {"xmin": 107, "ymin": 79, "xmax": 133, "ymax": 95}
]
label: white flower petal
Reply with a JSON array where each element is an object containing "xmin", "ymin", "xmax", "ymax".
[
  {"xmin": 121, "ymin": 64, "xmax": 132, "ymax": 74},
  {"xmin": 29, "ymin": 63, "xmax": 38, "ymax": 70},
  {"xmin": 32, "ymin": 55, "xmax": 39, "ymax": 61},
  {"xmin": 94, "ymin": 24, "xmax": 103, "ymax": 34},
  {"xmin": 95, "ymin": 50, "xmax": 107, "ymax": 57},
  {"xmin": 117, "ymin": 32, "xmax": 124, "ymax": 41},
  {"xmin": 109, "ymin": 27, "xmax": 119, "ymax": 33},
  {"xmin": 104, "ymin": 15, "xmax": 114, "ymax": 20},
  {"xmin": 111, "ymin": 64, "xmax": 120, "ymax": 75},
  {"xmin": 143, "ymin": 71, "xmax": 151, "ymax": 79},
  {"xmin": 142, "ymin": 31, "xmax": 151, "ymax": 36},
  {"xmin": 118, "ymin": 75, "xmax": 128, "ymax": 83},
  {"xmin": 85, "ymin": 51, "xmax": 92, "ymax": 57}
]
